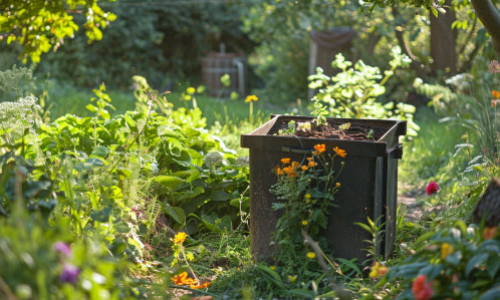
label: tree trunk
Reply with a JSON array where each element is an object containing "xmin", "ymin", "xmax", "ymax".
[
  {"xmin": 430, "ymin": 0, "xmax": 457, "ymax": 74},
  {"xmin": 471, "ymin": 0, "xmax": 500, "ymax": 58}
]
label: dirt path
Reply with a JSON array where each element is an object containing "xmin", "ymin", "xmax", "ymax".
[{"xmin": 399, "ymin": 195, "xmax": 423, "ymax": 222}]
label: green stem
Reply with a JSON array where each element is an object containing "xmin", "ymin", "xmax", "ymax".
[
  {"xmin": 249, "ymin": 102, "xmax": 253, "ymax": 125},
  {"xmin": 106, "ymin": 102, "xmax": 153, "ymax": 175}
]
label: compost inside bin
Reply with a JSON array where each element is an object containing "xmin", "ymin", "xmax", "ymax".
[{"xmin": 270, "ymin": 120, "xmax": 388, "ymax": 141}]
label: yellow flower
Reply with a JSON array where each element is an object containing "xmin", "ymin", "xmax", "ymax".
[
  {"xmin": 301, "ymin": 165, "xmax": 308, "ymax": 171},
  {"xmin": 186, "ymin": 87, "xmax": 196, "ymax": 95},
  {"xmin": 283, "ymin": 166, "xmax": 293, "ymax": 174},
  {"xmin": 305, "ymin": 194, "xmax": 311, "ymax": 199},
  {"xmin": 245, "ymin": 95, "xmax": 258, "ymax": 102},
  {"xmin": 369, "ymin": 262, "xmax": 389, "ymax": 278},
  {"xmin": 333, "ymin": 147, "xmax": 347, "ymax": 158},
  {"xmin": 441, "ymin": 243, "xmax": 454, "ymax": 260},
  {"xmin": 306, "ymin": 157, "xmax": 314, "ymax": 161},
  {"xmin": 313, "ymin": 144, "xmax": 326, "ymax": 155},
  {"xmin": 288, "ymin": 275, "xmax": 297, "ymax": 283},
  {"xmin": 173, "ymin": 232, "xmax": 187, "ymax": 244},
  {"xmin": 270, "ymin": 266, "xmax": 276, "ymax": 270},
  {"xmin": 307, "ymin": 252, "xmax": 316, "ymax": 259},
  {"xmin": 336, "ymin": 182, "xmax": 341, "ymax": 188},
  {"xmin": 302, "ymin": 220, "xmax": 308, "ymax": 226},
  {"xmin": 281, "ymin": 158, "xmax": 291, "ymax": 164},
  {"xmin": 492, "ymin": 90, "xmax": 500, "ymax": 99},
  {"xmin": 291, "ymin": 161, "xmax": 301, "ymax": 168},
  {"xmin": 308, "ymin": 161, "xmax": 317, "ymax": 167}
]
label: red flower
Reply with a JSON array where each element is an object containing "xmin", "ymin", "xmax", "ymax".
[
  {"xmin": 426, "ymin": 182, "xmax": 439, "ymax": 195},
  {"xmin": 412, "ymin": 275, "xmax": 433, "ymax": 300}
]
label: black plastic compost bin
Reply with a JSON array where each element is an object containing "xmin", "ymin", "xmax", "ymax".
[{"xmin": 240, "ymin": 115, "xmax": 406, "ymax": 266}]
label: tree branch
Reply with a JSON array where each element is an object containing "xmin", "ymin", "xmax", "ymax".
[
  {"xmin": 471, "ymin": 0, "xmax": 500, "ymax": 56},
  {"xmin": 457, "ymin": 16, "xmax": 477, "ymax": 57}
]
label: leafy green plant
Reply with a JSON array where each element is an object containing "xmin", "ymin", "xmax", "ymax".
[
  {"xmin": 380, "ymin": 222, "xmax": 500, "ymax": 299},
  {"xmin": 0, "ymin": 208, "xmax": 168, "ymax": 300},
  {"xmin": 269, "ymin": 144, "xmax": 346, "ymax": 284},
  {"xmin": 308, "ymin": 47, "xmax": 419, "ymax": 136}
]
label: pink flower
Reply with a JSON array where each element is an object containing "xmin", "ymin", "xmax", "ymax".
[
  {"xmin": 54, "ymin": 242, "xmax": 72, "ymax": 257},
  {"xmin": 412, "ymin": 275, "xmax": 433, "ymax": 300},
  {"xmin": 426, "ymin": 182, "xmax": 439, "ymax": 195}
]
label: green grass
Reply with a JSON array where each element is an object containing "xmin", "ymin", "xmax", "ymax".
[
  {"xmin": 399, "ymin": 107, "xmax": 470, "ymax": 192},
  {"xmin": 44, "ymin": 82, "xmax": 282, "ymax": 125}
]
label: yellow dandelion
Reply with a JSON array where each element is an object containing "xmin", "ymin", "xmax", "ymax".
[
  {"xmin": 245, "ymin": 95, "xmax": 258, "ymax": 102},
  {"xmin": 173, "ymin": 232, "xmax": 187, "ymax": 244},
  {"xmin": 307, "ymin": 252, "xmax": 316, "ymax": 259}
]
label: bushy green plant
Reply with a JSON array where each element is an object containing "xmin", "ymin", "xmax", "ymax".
[
  {"xmin": 0, "ymin": 209, "xmax": 167, "ymax": 299},
  {"xmin": 377, "ymin": 222, "xmax": 500, "ymax": 299},
  {"xmin": 308, "ymin": 47, "xmax": 420, "ymax": 136},
  {"xmin": 267, "ymin": 144, "xmax": 348, "ymax": 292}
]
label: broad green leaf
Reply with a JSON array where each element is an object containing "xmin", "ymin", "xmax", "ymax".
[
  {"xmin": 479, "ymin": 287, "xmax": 500, "ymax": 300},
  {"xmin": 337, "ymin": 257, "xmax": 362, "ymax": 275},
  {"xmin": 91, "ymin": 146, "xmax": 109, "ymax": 158},
  {"xmin": 154, "ymin": 176, "xmax": 184, "ymax": 189},
  {"xmin": 466, "ymin": 253, "xmax": 489, "ymax": 276},
  {"xmin": 162, "ymin": 205, "xmax": 186, "ymax": 225},
  {"xmin": 257, "ymin": 264, "xmax": 283, "ymax": 287},
  {"xmin": 210, "ymin": 190, "xmax": 231, "ymax": 201},
  {"xmin": 90, "ymin": 206, "xmax": 112, "ymax": 223}
]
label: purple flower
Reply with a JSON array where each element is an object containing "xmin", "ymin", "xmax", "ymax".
[
  {"xmin": 54, "ymin": 242, "xmax": 72, "ymax": 257},
  {"xmin": 60, "ymin": 263, "xmax": 80, "ymax": 284}
]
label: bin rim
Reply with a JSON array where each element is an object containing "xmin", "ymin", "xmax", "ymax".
[{"xmin": 241, "ymin": 115, "xmax": 406, "ymax": 158}]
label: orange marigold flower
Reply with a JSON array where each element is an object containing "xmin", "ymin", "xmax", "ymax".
[
  {"xmin": 484, "ymin": 226, "xmax": 498, "ymax": 240},
  {"xmin": 492, "ymin": 90, "xmax": 500, "ymax": 99},
  {"xmin": 308, "ymin": 161, "xmax": 317, "ymax": 167},
  {"xmin": 289, "ymin": 171, "xmax": 297, "ymax": 178},
  {"xmin": 333, "ymin": 147, "xmax": 347, "ymax": 158},
  {"xmin": 313, "ymin": 144, "xmax": 326, "ymax": 155},
  {"xmin": 171, "ymin": 272, "xmax": 197, "ymax": 285},
  {"xmin": 281, "ymin": 158, "xmax": 291, "ymax": 164},
  {"xmin": 283, "ymin": 166, "xmax": 293, "ymax": 174},
  {"xmin": 306, "ymin": 157, "xmax": 314, "ymax": 161},
  {"xmin": 276, "ymin": 168, "xmax": 283, "ymax": 175},
  {"xmin": 301, "ymin": 165, "xmax": 308, "ymax": 171},
  {"xmin": 190, "ymin": 281, "xmax": 213, "ymax": 289},
  {"xmin": 173, "ymin": 232, "xmax": 187, "ymax": 244},
  {"xmin": 336, "ymin": 182, "xmax": 341, "ymax": 188},
  {"xmin": 292, "ymin": 161, "xmax": 301, "ymax": 168}
]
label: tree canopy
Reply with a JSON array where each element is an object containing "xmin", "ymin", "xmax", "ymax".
[
  {"xmin": 362, "ymin": 0, "xmax": 500, "ymax": 57},
  {"xmin": 0, "ymin": 0, "xmax": 116, "ymax": 63}
]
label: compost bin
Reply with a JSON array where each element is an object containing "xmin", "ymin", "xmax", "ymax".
[{"xmin": 240, "ymin": 115, "xmax": 406, "ymax": 266}]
